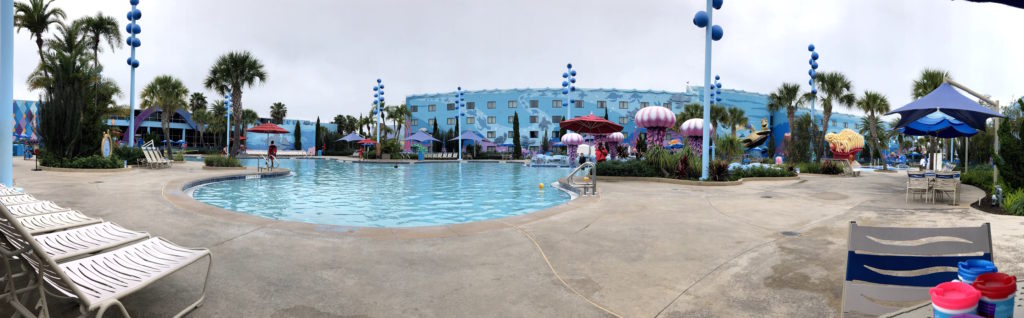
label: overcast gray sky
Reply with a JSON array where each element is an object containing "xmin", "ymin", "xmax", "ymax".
[{"xmin": 11, "ymin": 0, "xmax": 1024, "ymax": 120}]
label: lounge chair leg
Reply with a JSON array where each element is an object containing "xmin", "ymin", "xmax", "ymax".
[
  {"xmin": 173, "ymin": 253, "xmax": 213, "ymax": 318},
  {"xmin": 96, "ymin": 300, "xmax": 130, "ymax": 318}
]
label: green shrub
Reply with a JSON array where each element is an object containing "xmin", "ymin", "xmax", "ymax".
[
  {"xmin": 204, "ymin": 155, "xmax": 242, "ymax": 167},
  {"xmin": 322, "ymin": 149, "xmax": 354, "ymax": 156},
  {"xmin": 708, "ymin": 160, "xmax": 731, "ymax": 181},
  {"xmin": 173, "ymin": 152, "xmax": 184, "ymax": 161},
  {"xmin": 113, "ymin": 146, "xmax": 145, "ymax": 165},
  {"xmin": 596, "ymin": 160, "xmax": 660, "ymax": 177},
  {"xmin": 1003, "ymin": 188, "xmax": 1024, "ymax": 216},
  {"xmin": 729, "ymin": 165, "xmax": 797, "ymax": 180},
  {"xmin": 39, "ymin": 151, "xmax": 123, "ymax": 169},
  {"xmin": 792, "ymin": 161, "xmax": 843, "ymax": 175},
  {"xmin": 960, "ymin": 167, "xmax": 995, "ymax": 194}
]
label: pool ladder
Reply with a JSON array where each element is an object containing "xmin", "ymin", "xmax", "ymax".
[
  {"xmin": 257, "ymin": 155, "xmax": 275, "ymax": 173},
  {"xmin": 566, "ymin": 162, "xmax": 597, "ymax": 196}
]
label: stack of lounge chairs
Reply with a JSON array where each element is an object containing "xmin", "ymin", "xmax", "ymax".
[
  {"xmin": 0, "ymin": 185, "xmax": 211, "ymax": 317},
  {"xmin": 138, "ymin": 141, "xmax": 171, "ymax": 168},
  {"xmin": 424, "ymin": 152, "xmax": 458, "ymax": 160}
]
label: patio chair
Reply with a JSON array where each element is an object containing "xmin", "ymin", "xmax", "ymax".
[
  {"xmin": 841, "ymin": 221, "xmax": 992, "ymax": 317},
  {"xmin": 933, "ymin": 172, "xmax": 959, "ymax": 205},
  {"xmin": 0, "ymin": 204, "xmax": 211, "ymax": 318},
  {"xmin": 905, "ymin": 172, "xmax": 930, "ymax": 203}
]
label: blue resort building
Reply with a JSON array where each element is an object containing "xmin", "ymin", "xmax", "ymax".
[{"xmin": 404, "ymin": 86, "xmax": 862, "ymax": 155}]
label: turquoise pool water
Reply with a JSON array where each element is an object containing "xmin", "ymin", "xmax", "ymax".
[{"xmin": 189, "ymin": 159, "xmax": 572, "ymax": 227}]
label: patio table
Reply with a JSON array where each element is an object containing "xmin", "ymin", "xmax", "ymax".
[{"xmin": 883, "ymin": 279, "xmax": 1024, "ymax": 317}]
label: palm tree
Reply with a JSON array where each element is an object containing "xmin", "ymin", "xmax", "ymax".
[
  {"xmin": 74, "ymin": 13, "xmax": 121, "ymax": 109},
  {"xmin": 188, "ymin": 92, "xmax": 208, "ymax": 147},
  {"xmin": 710, "ymin": 104, "xmax": 727, "ymax": 135},
  {"xmin": 812, "ymin": 71, "xmax": 856, "ymax": 160},
  {"xmin": 240, "ymin": 109, "xmax": 260, "ymax": 127},
  {"xmin": 768, "ymin": 83, "xmax": 804, "ymax": 156},
  {"xmin": 675, "ymin": 102, "xmax": 703, "ymax": 129},
  {"xmin": 140, "ymin": 75, "xmax": 189, "ymax": 159},
  {"xmin": 388, "ymin": 104, "xmax": 411, "ymax": 139},
  {"xmin": 912, "ymin": 69, "xmax": 951, "ymax": 100},
  {"xmin": 203, "ymin": 51, "xmax": 267, "ymax": 158},
  {"xmin": 14, "ymin": 0, "xmax": 66, "ymax": 79},
  {"xmin": 856, "ymin": 91, "xmax": 891, "ymax": 170},
  {"xmin": 727, "ymin": 107, "xmax": 747, "ymax": 138},
  {"xmin": 270, "ymin": 102, "xmax": 286, "ymax": 124}
]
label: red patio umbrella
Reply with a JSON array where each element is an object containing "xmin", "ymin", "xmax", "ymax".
[
  {"xmin": 246, "ymin": 122, "xmax": 290, "ymax": 134},
  {"xmin": 559, "ymin": 114, "xmax": 623, "ymax": 134},
  {"xmin": 357, "ymin": 138, "xmax": 377, "ymax": 145}
]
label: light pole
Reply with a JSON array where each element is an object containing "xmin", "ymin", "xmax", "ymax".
[
  {"xmin": 373, "ymin": 79, "xmax": 384, "ymax": 158},
  {"xmin": 1, "ymin": 0, "xmax": 12, "ymax": 186},
  {"xmin": 126, "ymin": 0, "xmax": 142, "ymax": 147},
  {"xmin": 710, "ymin": 75, "xmax": 722, "ymax": 159},
  {"xmin": 455, "ymin": 87, "xmax": 465, "ymax": 161},
  {"xmin": 807, "ymin": 44, "xmax": 819, "ymax": 160},
  {"xmin": 561, "ymin": 64, "xmax": 577, "ymax": 121},
  {"xmin": 693, "ymin": 0, "xmax": 724, "ymax": 180},
  {"xmin": 225, "ymin": 93, "xmax": 231, "ymax": 154}
]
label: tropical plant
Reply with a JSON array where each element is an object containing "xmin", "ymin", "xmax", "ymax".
[
  {"xmin": 726, "ymin": 107, "xmax": 747, "ymax": 138},
  {"xmin": 541, "ymin": 130, "xmax": 549, "ymax": 152},
  {"xmin": 74, "ymin": 13, "xmax": 121, "ymax": 109},
  {"xmin": 674, "ymin": 102, "xmax": 703, "ymax": 133},
  {"xmin": 314, "ymin": 117, "xmax": 322, "ymax": 150},
  {"xmin": 240, "ymin": 109, "xmax": 259, "ymax": 127},
  {"xmin": 715, "ymin": 135, "xmax": 744, "ymax": 161},
  {"xmin": 812, "ymin": 71, "xmax": 856, "ymax": 160},
  {"xmin": 912, "ymin": 69, "xmax": 951, "ymax": 99},
  {"xmin": 709, "ymin": 104, "xmax": 727, "ymax": 135},
  {"xmin": 140, "ymin": 75, "xmax": 188, "ymax": 159},
  {"xmin": 36, "ymin": 22, "xmax": 101, "ymax": 160},
  {"xmin": 856, "ymin": 91, "xmax": 891, "ymax": 170},
  {"xmin": 768, "ymin": 83, "xmax": 803, "ymax": 157},
  {"xmin": 293, "ymin": 121, "xmax": 302, "ymax": 150},
  {"xmin": 388, "ymin": 104, "xmax": 411, "ymax": 140},
  {"xmin": 14, "ymin": 0, "xmax": 66, "ymax": 79},
  {"xmin": 512, "ymin": 112, "xmax": 522, "ymax": 159},
  {"xmin": 204, "ymin": 155, "xmax": 241, "ymax": 167},
  {"xmin": 270, "ymin": 102, "xmax": 286, "ymax": 124},
  {"xmin": 204, "ymin": 51, "xmax": 267, "ymax": 157},
  {"xmin": 789, "ymin": 113, "xmax": 817, "ymax": 163},
  {"xmin": 996, "ymin": 101, "xmax": 1024, "ymax": 191}
]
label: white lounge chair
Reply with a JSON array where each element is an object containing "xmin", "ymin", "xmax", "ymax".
[
  {"xmin": 5, "ymin": 201, "xmax": 69, "ymax": 217},
  {"xmin": 0, "ymin": 204, "xmax": 211, "ymax": 318},
  {"xmin": 0, "ymin": 194, "xmax": 39, "ymax": 206}
]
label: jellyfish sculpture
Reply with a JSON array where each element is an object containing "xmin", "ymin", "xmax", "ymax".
[
  {"xmin": 634, "ymin": 106, "xmax": 676, "ymax": 148},
  {"xmin": 606, "ymin": 132, "xmax": 624, "ymax": 159},
  {"xmin": 680, "ymin": 118, "xmax": 706, "ymax": 156},
  {"xmin": 561, "ymin": 132, "xmax": 584, "ymax": 164}
]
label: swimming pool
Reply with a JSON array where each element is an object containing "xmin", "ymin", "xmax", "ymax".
[{"xmin": 189, "ymin": 159, "xmax": 572, "ymax": 227}]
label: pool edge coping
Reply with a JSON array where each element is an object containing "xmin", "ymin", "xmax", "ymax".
[{"xmin": 162, "ymin": 165, "xmax": 588, "ymax": 240}]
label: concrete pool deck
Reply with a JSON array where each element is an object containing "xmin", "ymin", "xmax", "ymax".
[{"xmin": 8, "ymin": 159, "xmax": 1024, "ymax": 317}]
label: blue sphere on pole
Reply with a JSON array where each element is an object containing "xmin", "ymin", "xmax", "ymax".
[
  {"xmin": 562, "ymin": 81, "xmax": 568, "ymax": 87},
  {"xmin": 811, "ymin": 52, "xmax": 819, "ymax": 60},
  {"xmin": 712, "ymin": 0, "xmax": 724, "ymax": 10},
  {"xmin": 808, "ymin": 44, "xmax": 815, "ymax": 51},
  {"xmin": 809, "ymin": 79, "xmax": 814, "ymax": 86},
  {"xmin": 715, "ymin": 82, "xmax": 722, "ymax": 88},
  {"xmin": 377, "ymin": 78, "xmax": 382, "ymax": 83},
  {"xmin": 567, "ymin": 63, "xmax": 572, "ymax": 69},
  {"xmin": 562, "ymin": 72, "xmax": 569, "ymax": 78},
  {"xmin": 130, "ymin": 0, "xmax": 139, "ymax": 5},
  {"xmin": 811, "ymin": 61, "xmax": 818, "ymax": 69},
  {"xmin": 570, "ymin": 70, "xmax": 576, "ymax": 76},
  {"xmin": 569, "ymin": 78, "xmax": 576, "ymax": 83},
  {"xmin": 569, "ymin": 99, "xmax": 574, "ymax": 104},
  {"xmin": 131, "ymin": 9, "xmax": 141, "ymax": 20},
  {"xmin": 126, "ymin": 11, "xmax": 133, "ymax": 21},
  {"xmin": 716, "ymin": 97, "xmax": 722, "ymax": 102},
  {"xmin": 562, "ymin": 89, "xmax": 568, "ymax": 95},
  {"xmin": 129, "ymin": 23, "xmax": 140, "ymax": 34},
  {"xmin": 131, "ymin": 59, "xmax": 139, "ymax": 68},
  {"xmin": 373, "ymin": 86, "xmax": 378, "ymax": 91},
  {"xmin": 693, "ymin": 11, "xmax": 709, "ymax": 28},
  {"xmin": 711, "ymin": 25, "xmax": 723, "ymax": 41},
  {"xmin": 570, "ymin": 86, "xmax": 576, "ymax": 92},
  {"xmin": 715, "ymin": 75, "xmax": 720, "ymax": 81},
  {"xmin": 811, "ymin": 88, "xmax": 818, "ymax": 95}
]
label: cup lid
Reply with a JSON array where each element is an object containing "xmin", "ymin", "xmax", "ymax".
[
  {"xmin": 971, "ymin": 273, "xmax": 1017, "ymax": 298},
  {"xmin": 930, "ymin": 282, "xmax": 981, "ymax": 310}
]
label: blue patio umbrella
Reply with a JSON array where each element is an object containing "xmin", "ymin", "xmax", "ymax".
[
  {"xmin": 450, "ymin": 131, "xmax": 489, "ymax": 143},
  {"xmin": 898, "ymin": 111, "xmax": 978, "ymax": 138},
  {"xmin": 886, "ymin": 83, "xmax": 1003, "ymax": 131},
  {"xmin": 336, "ymin": 132, "xmax": 365, "ymax": 142},
  {"xmin": 964, "ymin": 0, "xmax": 1024, "ymax": 9},
  {"xmin": 405, "ymin": 131, "xmax": 439, "ymax": 143}
]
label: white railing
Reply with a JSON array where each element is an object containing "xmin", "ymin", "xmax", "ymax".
[{"xmin": 566, "ymin": 162, "xmax": 597, "ymax": 196}]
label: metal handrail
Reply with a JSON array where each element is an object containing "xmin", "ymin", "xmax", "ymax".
[{"xmin": 566, "ymin": 162, "xmax": 597, "ymax": 196}]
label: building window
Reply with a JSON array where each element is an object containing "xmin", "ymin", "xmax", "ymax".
[
  {"xmin": 447, "ymin": 103, "xmax": 455, "ymax": 111},
  {"xmin": 487, "ymin": 116, "xmax": 496, "ymax": 124},
  {"xmin": 447, "ymin": 118, "xmax": 455, "ymax": 125},
  {"xmin": 467, "ymin": 117, "xmax": 475, "ymax": 124},
  {"xmin": 663, "ymin": 102, "xmax": 671, "ymax": 107},
  {"xmin": 640, "ymin": 102, "xmax": 649, "ymax": 108},
  {"xmin": 843, "ymin": 122, "xmax": 848, "ymax": 128},
  {"xmin": 530, "ymin": 116, "xmax": 538, "ymax": 123},
  {"xmin": 530, "ymin": 131, "xmax": 539, "ymax": 138},
  {"xmin": 487, "ymin": 101, "xmax": 496, "ymax": 109},
  {"xmin": 619, "ymin": 101, "xmax": 628, "ymax": 109},
  {"xmin": 508, "ymin": 100, "xmax": 517, "ymax": 108},
  {"xmin": 553, "ymin": 130, "xmax": 559, "ymax": 138},
  {"xmin": 428, "ymin": 118, "xmax": 436, "ymax": 126},
  {"xmin": 428, "ymin": 104, "xmax": 436, "ymax": 112},
  {"xmin": 597, "ymin": 101, "xmax": 606, "ymax": 108},
  {"xmin": 487, "ymin": 131, "xmax": 496, "ymax": 139},
  {"xmin": 410, "ymin": 105, "xmax": 419, "ymax": 112},
  {"xmin": 508, "ymin": 130, "xmax": 514, "ymax": 137},
  {"xmin": 508, "ymin": 116, "xmax": 514, "ymax": 123},
  {"xmin": 552, "ymin": 100, "xmax": 562, "ymax": 108},
  {"xmin": 575, "ymin": 100, "xmax": 583, "ymax": 108},
  {"xmin": 552, "ymin": 115, "xmax": 563, "ymax": 123},
  {"xmin": 410, "ymin": 119, "xmax": 418, "ymax": 126},
  {"xmin": 619, "ymin": 117, "xmax": 628, "ymax": 124},
  {"xmin": 530, "ymin": 100, "xmax": 538, "ymax": 108}
]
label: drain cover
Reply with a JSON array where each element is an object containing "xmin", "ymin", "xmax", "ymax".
[
  {"xmin": 781, "ymin": 231, "xmax": 800, "ymax": 237},
  {"xmin": 90, "ymin": 181, "xmax": 103, "ymax": 184},
  {"xmin": 761, "ymin": 195, "xmax": 772, "ymax": 198}
]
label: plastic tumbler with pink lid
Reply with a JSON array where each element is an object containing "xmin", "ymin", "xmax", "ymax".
[{"xmin": 930, "ymin": 282, "xmax": 982, "ymax": 318}]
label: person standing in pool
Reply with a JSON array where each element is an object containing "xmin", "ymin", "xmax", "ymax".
[{"xmin": 268, "ymin": 141, "xmax": 278, "ymax": 168}]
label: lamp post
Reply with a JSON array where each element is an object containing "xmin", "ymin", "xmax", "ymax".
[
  {"xmin": 373, "ymin": 79, "xmax": 384, "ymax": 158},
  {"xmin": 807, "ymin": 44, "xmax": 819, "ymax": 160},
  {"xmin": 1, "ymin": 0, "xmax": 12, "ymax": 186},
  {"xmin": 693, "ymin": 0, "xmax": 724, "ymax": 180},
  {"xmin": 455, "ymin": 87, "xmax": 465, "ymax": 161},
  {"xmin": 125, "ymin": 0, "xmax": 142, "ymax": 147},
  {"xmin": 561, "ymin": 64, "xmax": 577, "ymax": 121},
  {"xmin": 710, "ymin": 75, "xmax": 722, "ymax": 159},
  {"xmin": 224, "ymin": 93, "xmax": 231, "ymax": 154}
]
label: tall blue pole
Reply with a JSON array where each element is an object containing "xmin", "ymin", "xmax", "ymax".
[
  {"xmin": 1, "ymin": 0, "xmax": 13, "ymax": 186},
  {"xmin": 225, "ymin": 94, "xmax": 231, "ymax": 152},
  {"xmin": 127, "ymin": 0, "xmax": 141, "ymax": 147},
  {"xmin": 700, "ymin": 0, "xmax": 713, "ymax": 180}
]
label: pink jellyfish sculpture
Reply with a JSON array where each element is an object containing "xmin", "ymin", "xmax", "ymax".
[
  {"xmin": 634, "ymin": 106, "xmax": 676, "ymax": 148},
  {"xmin": 680, "ymin": 118, "xmax": 706, "ymax": 156},
  {"xmin": 561, "ymin": 132, "xmax": 584, "ymax": 164},
  {"xmin": 606, "ymin": 132, "xmax": 624, "ymax": 159}
]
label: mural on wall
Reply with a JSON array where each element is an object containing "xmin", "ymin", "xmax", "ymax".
[{"xmin": 13, "ymin": 100, "xmax": 40, "ymax": 140}]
